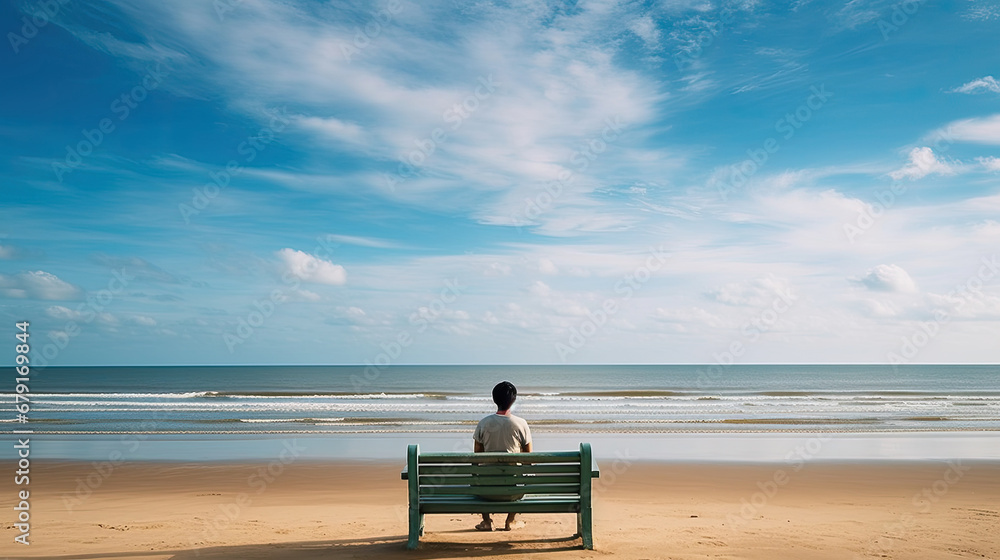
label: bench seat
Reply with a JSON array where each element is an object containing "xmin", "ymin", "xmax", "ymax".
[{"xmin": 417, "ymin": 494, "xmax": 584, "ymax": 514}]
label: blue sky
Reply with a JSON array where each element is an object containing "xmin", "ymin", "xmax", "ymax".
[{"xmin": 2, "ymin": 0, "xmax": 1000, "ymax": 366}]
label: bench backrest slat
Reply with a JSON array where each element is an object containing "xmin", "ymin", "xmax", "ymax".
[
  {"xmin": 418, "ymin": 474, "xmax": 581, "ymax": 486},
  {"xmin": 417, "ymin": 463, "xmax": 581, "ymax": 476},
  {"xmin": 419, "ymin": 483, "xmax": 581, "ymax": 496},
  {"xmin": 416, "ymin": 451, "xmax": 580, "ymax": 464}
]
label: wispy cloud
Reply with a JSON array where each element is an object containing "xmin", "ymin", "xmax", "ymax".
[
  {"xmin": 0, "ymin": 271, "xmax": 81, "ymax": 300},
  {"xmin": 938, "ymin": 114, "xmax": 1000, "ymax": 144},
  {"xmin": 295, "ymin": 116, "xmax": 367, "ymax": 144},
  {"xmin": 963, "ymin": 1, "xmax": 1000, "ymax": 21},
  {"xmin": 48, "ymin": 0, "xmax": 670, "ymax": 234},
  {"xmin": 949, "ymin": 76, "xmax": 1000, "ymax": 94},
  {"xmin": 323, "ymin": 234, "xmax": 404, "ymax": 249},
  {"xmin": 277, "ymin": 248, "xmax": 347, "ymax": 286},
  {"xmin": 979, "ymin": 157, "xmax": 1000, "ymax": 172},
  {"xmin": 710, "ymin": 275, "xmax": 794, "ymax": 307},
  {"xmin": 47, "ymin": 305, "xmax": 116, "ymax": 324},
  {"xmin": 889, "ymin": 147, "xmax": 956, "ymax": 180},
  {"xmin": 629, "ymin": 15, "xmax": 662, "ymax": 49}
]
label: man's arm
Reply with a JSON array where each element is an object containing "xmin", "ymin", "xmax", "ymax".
[
  {"xmin": 521, "ymin": 441, "xmax": 532, "ymax": 453},
  {"xmin": 474, "ymin": 440, "xmax": 484, "ymax": 453}
]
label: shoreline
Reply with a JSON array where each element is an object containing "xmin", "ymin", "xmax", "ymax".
[
  {"xmin": 6, "ymin": 430, "xmax": 1000, "ymax": 463},
  {"xmin": 11, "ymin": 426, "xmax": 1000, "ymax": 434},
  {"xmin": 8, "ymin": 458, "xmax": 1000, "ymax": 470}
]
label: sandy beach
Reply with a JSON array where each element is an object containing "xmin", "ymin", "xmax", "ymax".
[{"xmin": 3, "ymin": 459, "xmax": 998, "ymax": 559}]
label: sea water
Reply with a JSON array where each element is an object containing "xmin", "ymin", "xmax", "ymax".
[{"xmin": 5, "ymin": 364, "xmax": 998, "ymax": 460}]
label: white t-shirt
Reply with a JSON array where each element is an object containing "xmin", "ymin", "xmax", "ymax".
[{"xmin": 473, "ymin": 413, "xmax": 531, "ymax": 453}]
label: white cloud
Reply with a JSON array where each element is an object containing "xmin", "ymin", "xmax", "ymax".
[
  {"xmin": 939, "ymin": 114, "xmax": 1000, "ymax": 145},
  {"xmin": 483, "ymin": 262, "xmax": 512, "ymax": 276},
  {"xmin": 46, "ymin": 305, "xmax": 117, "ymax": 324},
  {"xmin": 339, "ymin": 306, "xmax": 374, "ymax": 325},
  {"xmin": 654, "ymin": 306, "xmax": 729, "ymax": 329},
  {"xmin": 46, "ymin": 305, "xmax": 83, "ymax": 320},
  {"xmin": 974, "ymin": 220, "xmax": 1000, "ymax": 236},
  {"xmin": 277, "ymin": 248, "xmax": 346, "ymax": 285},
  {"xmin": 889, "ymin": 147, "xmax": 955, "ymax": 180},
  {"xmin": 834, "ymin": 0, "xmax": 884, "ymax": 28},
  {"xmin": 950, "ymin": 76, "xmax": 1000, "ymax": 94},
  {"xmin": 296, "ymin": 115, "xmax": 365, "ymax": 143},
  {"xmin": 860, "ymin": 298, "xmax": 898, "ymax": 318},
  {"xmin": 129, "ymin": 315, "xmax": 157, "ymax": 327},
  {"xmin": 629, "ymin": 16, "xmax": 661, "ymax": 48},
  {"xmin": 410, "ymin": 306, "xmax": 477, "ymax": 336},
  {"xmin": 710, "ymin": 275, "xmax": 794, "ymax": 307},
  {"xmin": 978, "ymin": 156, "xmax": 1000, "ymax": 172},
  {"xmin": 322, "ymin": 234, "xmax": 401, "ymax": 249},
  {"xmin": 528, "ymin": 280, "xmax": 552, "ymax": 297},
  {"xmin": 738, "ymin": 187, "xmax": 868, "ymax": 229},
  {"xmin": 853, "ymin": 264, "xmax": 918, "ymax": 294},
  {"xmin": 538, "ymin": 258, "xmax": 559, "ymax": 275},
  {"xmin": 926, "ymin": 291, "xmax": 1000, "ymax": 319},
  {"xmin": 525, "ymin": 280, "xmax": 592, "ymax": 317},
  {"xmin": 292, "ymin": 289, "xmax": 322, "ymax": 302},
  {"xmin": 0, "ymin": 271, "xmax": 80, "ymax": 300},
  {"xmin": 964, "ymin": 3, "xmax": 1000, "ymax": 21}
]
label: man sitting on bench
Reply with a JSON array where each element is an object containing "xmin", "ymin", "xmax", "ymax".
[{"xmin": 473, "ymin": 380, "xmax": 533, "ymax": 532}]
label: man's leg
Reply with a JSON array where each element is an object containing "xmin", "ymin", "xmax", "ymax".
[
  {"xmin": 476, "ymin": 513, "xmax": 493, "ymax": 531},
  {"xmin": 504, "ymin": 513, "xmax": 524, "ymax": 530}
]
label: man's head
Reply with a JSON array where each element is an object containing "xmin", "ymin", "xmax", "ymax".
[{"xmin": 492, "ymin": 381, "xmax": 517, "ymax": 411}]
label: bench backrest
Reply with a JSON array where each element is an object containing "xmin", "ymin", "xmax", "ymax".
[{"xmin": 406, "ymin": 443, "xmax": 596, "ymax": 500}]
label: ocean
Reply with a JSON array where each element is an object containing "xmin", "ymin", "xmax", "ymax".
[{"xmin": 7, "ymin": 364, "xmax": 999, "ymax": 435}]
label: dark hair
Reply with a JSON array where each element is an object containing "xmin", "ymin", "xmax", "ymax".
[{"xmin": 492, "ymin": 381, "xmax": 517, "ymax": 410}]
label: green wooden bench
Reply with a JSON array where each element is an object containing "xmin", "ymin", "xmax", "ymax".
[{"xmin": 401, "ymin": 443, "xmax": 599, "ymax": 550}]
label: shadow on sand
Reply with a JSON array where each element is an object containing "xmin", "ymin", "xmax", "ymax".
[{"xmin": 27, "ymin": 534, "xmax": 587, "ymax": 559}]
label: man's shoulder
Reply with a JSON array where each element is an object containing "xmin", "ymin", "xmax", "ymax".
[
  {"xmin": 477, "ymin": 413, "xmax": 529, "ymax": 428},
  {"xmin": 477, "ymin": 414, "xmax": 508, "ymax": 429}
]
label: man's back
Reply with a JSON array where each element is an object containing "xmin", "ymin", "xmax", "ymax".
[{"xmin": 474, "ymin": 413, "xmax": 531, "ymax": 453}]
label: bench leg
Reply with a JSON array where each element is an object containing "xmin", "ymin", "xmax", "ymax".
[
  {"xmin": 576, "ymin": 511, "xmax": 582, "ymax": 537},
  {"xmin": 407, "ymin": 508, "xmax": 421, "ymax": 550},
  {"xmin": 580, "ymin": 506, "xmax": 594, "ymax": 550}
]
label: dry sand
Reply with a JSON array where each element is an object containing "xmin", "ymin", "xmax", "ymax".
[{"xmin": 2, "ymin": 459, "xmax": 999, "ymax": 559}]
